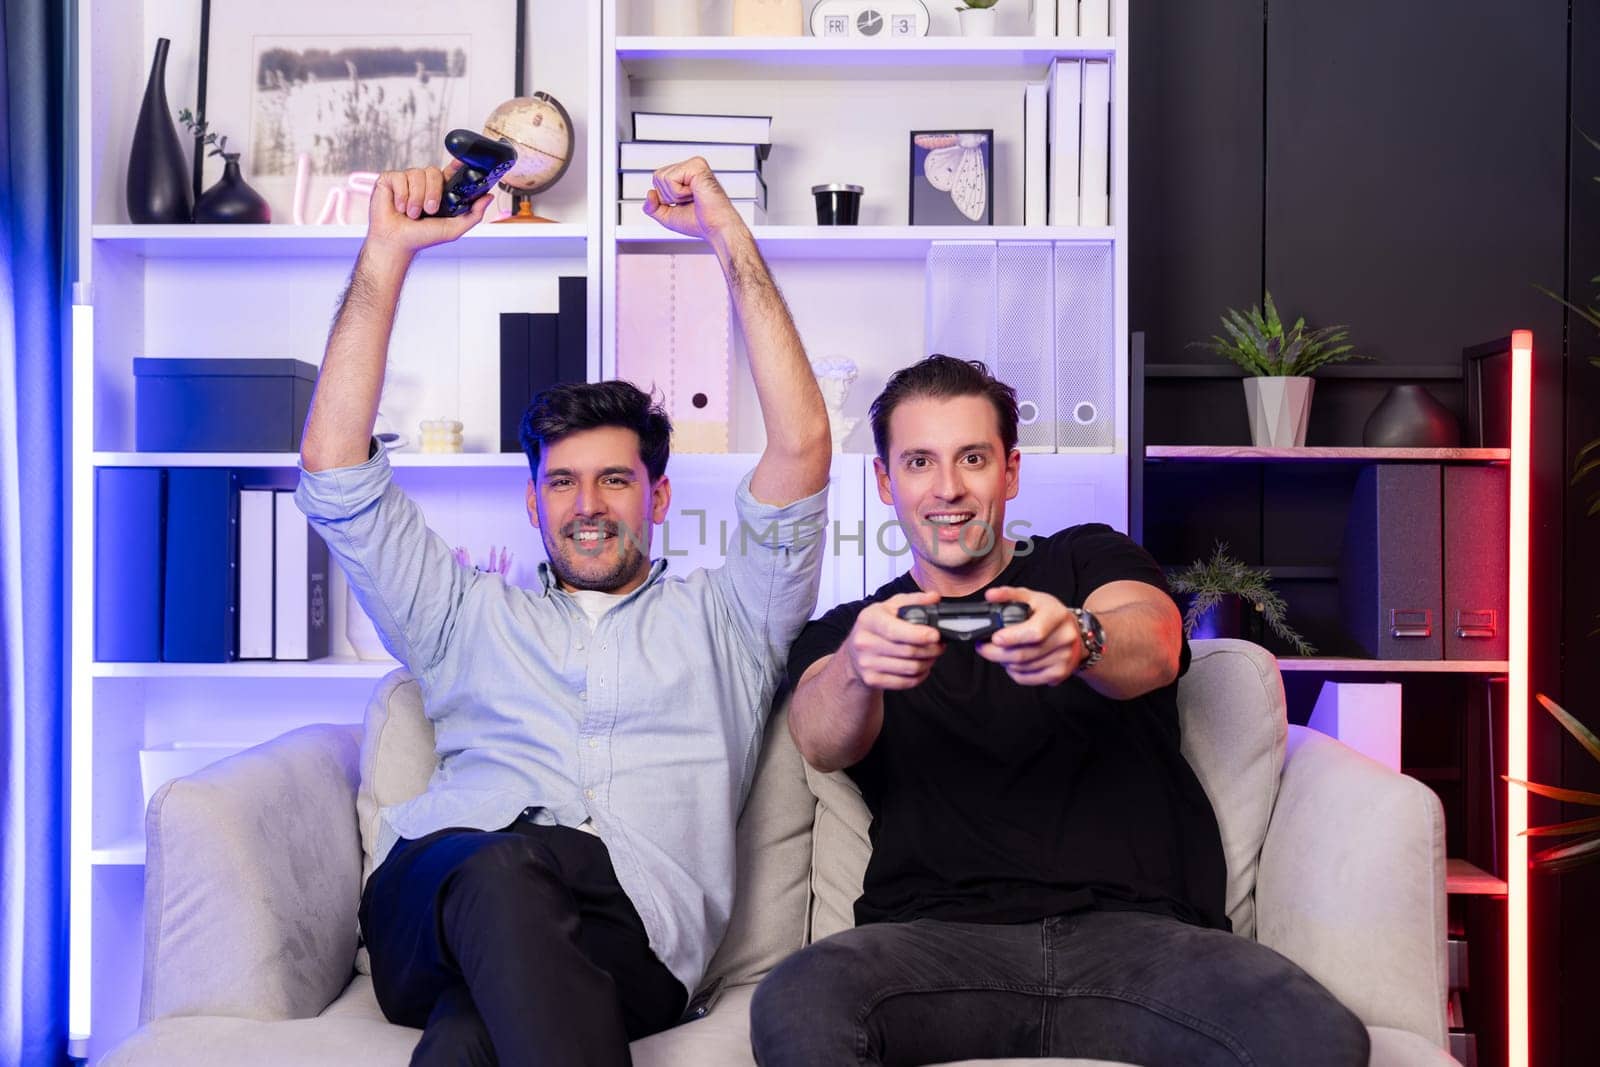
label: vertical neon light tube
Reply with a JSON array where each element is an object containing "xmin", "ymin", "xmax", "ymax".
[
  {"xmin": 1507, "ymin": 328, "xmax": 1532, "ymax": 1067},
  {"xmin": 68, "ymin": 303, "xmax": 93, "ymax": 1050}
]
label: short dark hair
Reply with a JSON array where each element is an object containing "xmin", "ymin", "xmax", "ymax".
[
  {"xmin": 869, "ymin": 354, "xmax": 1019, "ymax": 460},
  {"xmin": 519, "ymin": 380, "xmax": 673, "ymax": 481}
]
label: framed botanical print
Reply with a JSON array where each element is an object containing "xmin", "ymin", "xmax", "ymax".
[{"xmin": 195, "ymin": 0, "xmax": 525, "ymax": 224}]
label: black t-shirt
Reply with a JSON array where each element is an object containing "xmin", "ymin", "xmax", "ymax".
[{"xmin": 787, "ymin": 524, "xmax": 1230, "ymax": 932}]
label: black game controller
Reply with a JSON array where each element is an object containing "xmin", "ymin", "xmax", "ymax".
[
  {"xmin": 425, "ymin": 129, "xmax": 518, "ymax": 218},
  {"xmin": 898, "ymin": 601, "xmax": 1031, "ymax": 642}
]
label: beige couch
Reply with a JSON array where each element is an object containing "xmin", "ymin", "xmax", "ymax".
[{"xmin": 103, "ymin": 640, "xmax": 1456, "ymax": 1066}]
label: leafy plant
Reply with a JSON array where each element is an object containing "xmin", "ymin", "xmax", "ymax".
[
  {"xmin": 1190, "ymin": 291, "xmax": 1370, "ymax": 377},
  {"xmin": 176, "ymin": 107, "xmax": 234, "ymax": 160},
  {"xmin": 1535, "ymin": 128, "xmax": 1600, "ymax": 626},
  {"xmin": 1168, "ymin": 542, "xmax": 1316, "ymax": 655},
  {"xmin": 1505, "ymin": 695, "xmax": 1600, "ymax": 872},
  {"xmin": 957, "ymin": 0, "xmax": 999, "ymax": 9}
]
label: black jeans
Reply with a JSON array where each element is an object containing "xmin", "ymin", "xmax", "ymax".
[
  {"xmin": 360, "ymin": 818, "xmax": 686, "ymax": 1067},
  {"xmin": 750, "ymin": 909, "xmax": 1370, "ymax": 1067}
]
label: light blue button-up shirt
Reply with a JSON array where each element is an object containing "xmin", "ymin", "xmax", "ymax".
[{"xmin": 296, "ymin": 446, "xmax": 828, "ymax": 995}]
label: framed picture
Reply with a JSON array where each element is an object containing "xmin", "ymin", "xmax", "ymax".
[
  {"xmin": 195, "ymin": 0, "xmax": 525, "ymax": 224},
  {"xmin": 908, "ymin": 129, "xmax": 993, "ymax": 226}
]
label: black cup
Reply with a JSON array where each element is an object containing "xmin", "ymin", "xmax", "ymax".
[{"xmin": 812, "ymin": 183, "xmax": 863, "ymax": 225}]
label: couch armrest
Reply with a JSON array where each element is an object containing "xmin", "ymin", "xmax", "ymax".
[
  {"xmin": 140, "ymin": 723, "xmax": 363, "ymax": 1024},
  {"xmin": 1255, "ymin": 725, "xmax": 1448, "ymax": 1049}
]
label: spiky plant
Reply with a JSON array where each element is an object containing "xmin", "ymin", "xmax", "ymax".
[
  {"xmin": 1505, "ymin": 695, "xmax": 1600, "ymax": 872},
  {"xmin": 1168, "ymin": 542, "xmax": 1316, "ymax": 656},
  {"xmin": 1190, "ymin": 292, "xmax": 1369, "ymax": 378}
]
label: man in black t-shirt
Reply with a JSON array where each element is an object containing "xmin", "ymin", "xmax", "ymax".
[{"xmin": 749, "ymin": 356, "xmax": 1368, "ymax": 1067}]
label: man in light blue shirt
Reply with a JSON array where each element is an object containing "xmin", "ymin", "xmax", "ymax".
[{"xmin": 296, "ymin": 157, "xmax": 831, "ymax": 1066}]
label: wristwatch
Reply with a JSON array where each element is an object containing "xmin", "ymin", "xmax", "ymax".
[{"xmin": 1069, "ymin": 607, "xmax": 1106, "ymax": 671}]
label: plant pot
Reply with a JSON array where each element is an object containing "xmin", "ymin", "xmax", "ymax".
[
  {"xmin": 193, "ymin": 154, "xmax": 271, "ymax": 224},
  {"xmin": 1362, "ymin": 384, "xmax": 1461, "ymax": 447},
  {"xmin": 958, "ymin": 8, "xmax": 997, "ymax": 36},
  {"xmin": 1185, "ymin": 595, "xmax": 1266, "ymax": 644},
  {"xmin": 126, "ymin": 37, "xmax": 193, "ymax": 224},
  {"xmin": 1188, "ymin": 595, "xmax": 1243, "ymax": 640},
  {"xmin": 1242, "ymin": 376, "xmax": 1314, "ymax": 448}
]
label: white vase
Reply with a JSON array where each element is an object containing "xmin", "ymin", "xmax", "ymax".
[
  {"xmin": 1242, "ymin": 376, "xmax": 1315, "ymax": 448},
  {"xmin": 958, "ymin": 7, "xmax": 997, "ymax": 36}
]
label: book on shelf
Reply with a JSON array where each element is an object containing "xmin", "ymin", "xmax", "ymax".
[
  {"xmin": 620, "ymin": 169, "xmax": 767, "ymax": 206},
  {"xmin": 618, "ymin": 199, "xmax": 767, "ymax": 227},
  {"xmin": 618, "ymin": 141, "xmax": 764, "ymax": 173},
  {"xmin": 94, "ymin": 467, "xmax": 165, "ymax": 663},
  {"xmin": 557, "ymin": 275, "xmax": 587, "ymax": 390},
  {"xmin": 237, "ymin": 488, "xmax": 276, "ymax": 659},
  {"xmin": 273, "ymin": 491, "xmax": 330, "ymax": 661},
  {"xmin": 1079, "ymin": 58, "xmax": 1112, "ymax": 226},
  {"xmin": 1047, "ymin": 58, "xmax": 1081, "ymax": 226},
  {"xmin": 1023, "ymin": 82, "xmax": 1048, "ymax": 226},
  {"xmin": 498, "ymin": 277, "xmax": 586, "ymax": 452},
  {"xmin": 1031, "ymin": 0, "xmax": 1058, "ymax": 36},
  {"xmin": 162, "ymin": 468, "xmax": 239, "ymax": 663},
  {"xmin": 1078, "ymin": 0, "xmax": 1109, "ymax": 36},
  {"xmin": 1056, "ymin": 0, "xmax": 1077, "ymax": 35},
  {"xmin": 632, "ymin": 112, "xmax": 772, "ymax": 157}
]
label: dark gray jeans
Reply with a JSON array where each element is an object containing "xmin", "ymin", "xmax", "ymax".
[{"xmin": 750, "ymin": 909, "xmax": 1369, "ymax": 1067}]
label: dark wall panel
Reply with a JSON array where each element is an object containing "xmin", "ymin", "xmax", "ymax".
[
  {"xmin": 1558, "ymin": 3, "xmax": 1600, "ymax": 1064},
  {"xmin": 1129, "ymin": 2, "xmax": 1264, "ymax": 363},
  {"xmin": 1264, "ymin": 1, "xmax": 1568, "ymax": 371}
]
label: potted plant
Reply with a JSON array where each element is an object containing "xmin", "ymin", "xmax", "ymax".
[
  {"xmin": 1191, "ymin": 292, "xmax": 1368, "ymax": 448},
  {"xmin": 177, "ymin": 108, "xmax": 270, "ymax": 224},
  {"xmin": 1506, "ymin": 695, "xmax": 1600, "ymax": 871},
  {"xmin": 1168, "ymin": 542, "xmax": 1316, "ymax": 655},
  {"xmin": 956, "ymin": 0, "xmax": 1000, "ymax": 37}
]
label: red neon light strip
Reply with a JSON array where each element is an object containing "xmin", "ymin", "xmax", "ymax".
[{"xmin": 1507, "ymin": 329, "xmax": 1531, "ymax": 1067}]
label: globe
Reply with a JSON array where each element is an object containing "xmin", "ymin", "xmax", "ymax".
[{"xmin": 483, "ymin": 92, "xmax": 574, "ymax": 198}]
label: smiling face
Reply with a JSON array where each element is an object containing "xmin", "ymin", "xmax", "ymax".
[
  {"xmin": 526, "ymin": 425, "xmax": 671, "ymax": 594},
  {"xmin": 875, "ymin": 393, "xmax": 1020, "ymax": 595}
]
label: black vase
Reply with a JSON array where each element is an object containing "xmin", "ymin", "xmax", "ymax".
[
  {"xmin": 194, "ymin": 155, "xmax": 272, "ymax": 224},
  {"xmin": 126, "ymin": 38, "xmax": 193, "ymax": 224},
  {"xmin": 1362, "ymin": 384, "xmax": 1461, "ymax": 447}
]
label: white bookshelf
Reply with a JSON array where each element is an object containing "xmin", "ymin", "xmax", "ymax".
[
  {"xmin": 90, "ymin": 223, "xmax": 588, "ymax": 259},
  {"xmin": 71, "ymin": 0, "xmax": 1130, "ymax": 1056}
]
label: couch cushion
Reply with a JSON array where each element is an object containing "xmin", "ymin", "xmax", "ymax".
[
  {"xmin": 803, "ymin": 639, "xmax": 1287, "ymax": 942},
  {"xmin": 107, "ymin": 975, "xmax": 1428, "ymax": 1067},
  {"xmin": 1174, "ymin": 639, "xmax": 1287, "ymax": 939},
  {"xmin": 141, "ymin": 724, "xmax": 363, "ymax": 1024},
  {"xmin": 356, "ymin": 670, "xmax": 435, "ymax": 890},
  {"xmin": 701, "ymin": 702, "xmax": 818, "ymax": 988},
  {"xmin": 803, "ymin": 760, "xmax": 872, "ymax": 943}
]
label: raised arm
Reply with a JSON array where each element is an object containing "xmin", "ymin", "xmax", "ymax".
[
  {"xmin": 300, "ymin": 164, "xmax": 491, "ymax": 473},
  {"xmin": 641, "ymin": 158, "xmax": 832, "ymax": 506}
]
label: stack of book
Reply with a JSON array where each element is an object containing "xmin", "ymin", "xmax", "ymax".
[
  {"xmin": 95, "ymin": 468, "xmax": 330, "ymax": 664},
  {"xmin": 499, "ymin": 275, "xmax": 588, "ymax": 452},
  {"xmin": 619, "ymin": 111, "xmax": 772, "ymax": 226}
]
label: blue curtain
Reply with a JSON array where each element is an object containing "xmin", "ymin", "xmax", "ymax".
[{"xmin": 0, "ymin": 0, "xmax": 70, "ymax": 1062}]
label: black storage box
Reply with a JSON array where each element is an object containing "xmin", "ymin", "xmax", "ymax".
[{"xmin": 134, "ymin": 357, "xmax": 317, "ymax": 452}]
